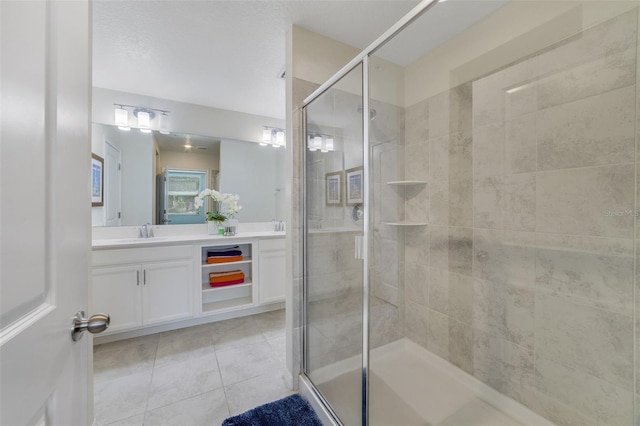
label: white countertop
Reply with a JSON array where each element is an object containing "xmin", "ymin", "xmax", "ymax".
[{"xmin": 92, "ymin": 230, "xmax": 285, "ymax": 249}]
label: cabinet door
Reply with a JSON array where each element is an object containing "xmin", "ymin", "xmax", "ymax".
[
  {"xmin": 143, "ymin": 260, "xmax": 193, "ymax": 325},
  {"xmin": 258, "ymin": 250, "xmax": 286, "ymax": 304},
  {"xmin": 92, "ymin": 265, "xmax": 142, "ymax": 333}
]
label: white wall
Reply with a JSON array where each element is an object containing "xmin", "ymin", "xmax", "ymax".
[
  {"xmin": 91, "ymin": 123, "xmax": 154, "ymax": 226},
  {"xmin": 219, "ymin": 139, "xmax": 282, "ymax": 222},
  {"xmin": 121, "ymin": 130, "xmax": 154, "ymax": 226}
]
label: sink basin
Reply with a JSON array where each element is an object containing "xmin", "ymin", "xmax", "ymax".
[{"xmin": 115, "ymin": 237, "xmax": 169, "ymax": 243}]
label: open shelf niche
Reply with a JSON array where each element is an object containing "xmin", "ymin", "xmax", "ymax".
[{"xmin": 200, "ymin": 242, "xmax": 254, "ymax": 313}]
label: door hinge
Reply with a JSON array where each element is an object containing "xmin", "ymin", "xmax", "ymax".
[
  {"xmin": 118, "ymin": 163, "xmax": 121, "ymax": 171},
  {"xmin": 118, "ymin": 212, "xmax": 121, "ymax": 219}
]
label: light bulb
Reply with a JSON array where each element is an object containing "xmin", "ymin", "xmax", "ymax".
[
  {"xmin": 262, "ymin": 128, "xmax": 272, "ymax": 145},
  {"xmin": 308, "ymin": 135, "xmax": 317, "ymax": 152},
  {"xmin": 158, "ymin": 112, "xmax": 170, "ymax": 135},
  {"xmin": 115, "ymin": 107, "xmax": 129, "ymax": 130},
  {"xmin": 137, "ymin": 110, "xmax": 151, "ymax": 131},
  {"xmin": 325, "ymin": 137, "xmax": 334, "ymax": 151}
]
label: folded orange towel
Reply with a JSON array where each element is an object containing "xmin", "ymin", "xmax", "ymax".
[
  {"xmin": 207, "ymin": 255, "xmax": 243, "ymax": 264},
  {"xmin": 209, "ymin": 269, "xmax": 243, "ymax": 277},
  {"xmin": 210, "ymin": 271, "xmax": 245, "ymax": 284}
]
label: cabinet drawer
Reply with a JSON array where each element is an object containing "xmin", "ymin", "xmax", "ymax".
[
  {"xmin": 92, "ymin": 245, "xmax": 192, "ymax": 266},
  {"xmin": 259, "ymin": 238, "xmax": 285, "ymax": 251}
]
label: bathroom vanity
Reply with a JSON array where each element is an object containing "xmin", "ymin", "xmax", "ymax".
[{"xmin": 91, "ymin": 227, "xmax": 285, "ymax": 343}]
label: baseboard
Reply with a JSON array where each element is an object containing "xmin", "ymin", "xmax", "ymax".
[{"xmin": 92, "ymin": 302, "xmax": 284, "ymax": 345}]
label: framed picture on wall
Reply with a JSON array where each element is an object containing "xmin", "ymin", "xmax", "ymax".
[
  {"xmin": 91, "ymin": 153, "xmax": 104, "ymax": 207},
  {"xmin": 325, "ymin": 171, "xmax": 343, "ymax": 206},
  {"xmin": 346, "ymin": 166, "xmax": 363, "ymax": 205}
]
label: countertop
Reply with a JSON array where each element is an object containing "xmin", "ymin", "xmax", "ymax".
[{"xmin": 92, "ymin": 230, "xmax": 286, "ymax": 250}]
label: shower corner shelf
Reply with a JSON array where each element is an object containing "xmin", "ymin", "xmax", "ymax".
[
  {"xmin": 386, "ymin": 180, "xmax": 427, "ymax": 186},
  {"xmin": 384, "ymin": 222, "xmax": 427, "ymax": 226}
]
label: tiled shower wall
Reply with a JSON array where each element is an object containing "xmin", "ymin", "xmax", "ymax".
[{"xmin": 402, "ymin": 9, "xmax": 638, "ymax": 425}]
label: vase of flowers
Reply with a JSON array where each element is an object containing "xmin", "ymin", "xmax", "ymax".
[{"xmin": 194, "ymin": 189, "xmax": 241, "ymax": 235}]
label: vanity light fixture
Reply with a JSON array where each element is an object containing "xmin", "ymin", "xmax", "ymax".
[
  {"xmin": 113, "ymin": 104, "xmax": 170, "ymax": 134},
  {"xmin": 307, "ymin": 133, "xmax": 334, "ymax": 152},
  {"xmin": 261, "ymin": 126, "xmax": 286, "ymax": 147}
]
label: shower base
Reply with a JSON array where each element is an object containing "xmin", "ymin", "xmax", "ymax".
[{"xmin": 306, "ymin": 339, "xmax": 552, "ymax": 426}]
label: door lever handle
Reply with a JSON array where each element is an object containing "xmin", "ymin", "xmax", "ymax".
[{"xmin": 71, "ymin": 311, "xmax": 110, "ymax": 341}]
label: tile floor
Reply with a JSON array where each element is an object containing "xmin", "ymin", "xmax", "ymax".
[{"xmin": 93, "ymin": 309, "xmax": 294, "ymax": 426}]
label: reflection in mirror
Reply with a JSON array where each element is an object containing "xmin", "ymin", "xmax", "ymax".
[{"xmin": 91, "ymin": 123, "xmax": 285, "ymax": 227}]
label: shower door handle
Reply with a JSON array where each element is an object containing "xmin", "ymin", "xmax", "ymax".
[{"xmin": 355, "ymin": 235, "xmax": 364, "ymax": 260}]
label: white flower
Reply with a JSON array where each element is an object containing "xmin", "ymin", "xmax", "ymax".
[{"xmin": 194, "ymin": 188, "xmax": 242, "ymax": 219}]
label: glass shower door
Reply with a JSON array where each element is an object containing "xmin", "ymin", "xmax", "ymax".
[{"xmin": 303, "ymin": 63, "xmax": 365, "ymax": 425}]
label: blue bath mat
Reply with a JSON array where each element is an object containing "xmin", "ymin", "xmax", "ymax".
[{"xmin": 221, "ymin": 394, "xmax": 323, "ymax": 426}]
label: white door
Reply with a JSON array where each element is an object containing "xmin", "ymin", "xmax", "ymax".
[
  {"xmin": 104, "ymin": 140, "xmax": 122, "ymax": 226},
  {"xmin": 0, "ymin": 1, "xmax": 93, "ymax": 425}
]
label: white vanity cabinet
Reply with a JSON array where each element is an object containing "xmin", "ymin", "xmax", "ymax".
[
  {"xmin": 258, "ymin": 238, "xmax": 286, "ymax": 304},
  {"xmin": 91, "ymin": 234, "xmax": 286, "ymax": 342},
  {"xmin": 92, "ymin": 245, "xmax": 194, "ymax": 334}
]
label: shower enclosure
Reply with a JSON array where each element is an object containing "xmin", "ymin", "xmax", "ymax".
[{"xmin": 299, "ymin": 0, "xmax": 639, "ymax": 424}]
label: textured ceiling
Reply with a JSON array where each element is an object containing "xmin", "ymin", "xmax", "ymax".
[{"xmin": 92, "ymin": 0, "xmax": 420, "ymax": 120}]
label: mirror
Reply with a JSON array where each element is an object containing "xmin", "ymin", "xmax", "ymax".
[{"xmin": 91, "ymin": 123, "xmax": 286, "ymax": 227}]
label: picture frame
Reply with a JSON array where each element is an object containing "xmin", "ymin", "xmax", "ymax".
[
  {"xmin": 345, "ymin": 166, "xmax": 364, "ymax": 205},
  {"xmin": 91, "ymin": 153, "xmax": 104, "ymax": 207},
  {"xmin": 325, "ymin": 171, "xmax": 343, "ymax": 206}
]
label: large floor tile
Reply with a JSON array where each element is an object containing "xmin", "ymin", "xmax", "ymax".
[
  {"xmin": 143, "ymin": 388, "xmax": 229, "ymax": 426},
  {"xmin": 216, "ymin": 340, "xmax": 284, "ymax": 386},
  {"xmin": 94, "ymin": 371, "xmax": 151, "ymax": 426},
  {"xmin": 224, "ymin": 370, "xmax": 294, "ymax": 416},
  {"xmin": 147, "ymin": 353, "xmax": 224, "ymax": 410}
]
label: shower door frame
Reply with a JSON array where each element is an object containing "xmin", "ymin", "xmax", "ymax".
[{"xmin": 299, "ymin": 0, "xmax": 440, "ymax": 424}]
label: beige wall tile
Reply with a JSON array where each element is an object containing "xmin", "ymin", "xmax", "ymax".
[
  {"xmin": 404, "ymin": 227, "xmax": 429, "ymax": 266},
  {"xmin": 520, "ymin": 385, "xmax": 596, "ymax": 426},
  {"xmin": 535, "ymin": 234, "xmax": 634, "ymax": 315},
  {"xmin": 428, "ymin": 267, "xmax": 449, "ymax": 315},
  {"xmin": 537, "ymin": 86, "xmax": 635, "ymax": 170},
  {"xmin": 473, "ymin": 229, "xmax": 536, "ymax": 289},
  {"xmin": 536, "ymin": 164, "xmax": 635, "ymax": 238},
  {"xmin": 427, "ymin": 308, "xmax": 450, "ymax": 360},
  {"xmin": 473, "ymin": 122, "xmax": 505, "ymax": 178},
  {"xmin": 405, "ymin": 186, "xmax": 429, "ymax": 224},
  {"xmin": 448, "ymin": 179, "xmax": 473, "ymax": 228},
  {"xmin": 404, "ymin": 141, "xmax": 430, "ymax": 182},
  {"xmin": 404, "ymin": 262, "xmax": 428, "ymax": 307},
  {"xmin": 448, "ymin": 319, "xmax": 473, "ymax": 374},
  {"xmin": 429, "ymin": 134, "xmax": 450, "ymax": 181},
  {"xmin": 429, "ymin": 180, "xmax": 450, "ymax": 226},
  {"xmin": 535, "ymin": 291, "xmax": 633, "ymax": 390},
  {"xmin": 472, "ymin": 277, "xmax": 535, "ymax": 350},
  {"xmin": 427, "ymin": 90, "xmax": 450, "ymax": 139},
  {"xmin": 405, "ymin": 99, "xmax": 429, "ymax": 145},
  {"xmin": 534, "ymin": 355, "xmax": 633, "ymax": 425},
  {"xmin": 536, "ymin": 10, "xmax": 637, "ymax": 110},
  {"xmin": 505, "ymin": 113, "xmax": 536, "ymax": 175},
  {"xmin": 472, "ymin": 329, "xmax": 534, "ymax": 404},
  {"xmin": 503, "ymin": 173, "xmax": 536, "ymax": 232},
  {"xmin": 404, "ymin": 300, "xmax": 429, "ymax": 349},
  {"xmin": 473, "ymin": 176, "xmax": 503, "ymax": 230},
  {"xmin": 448, "ymin": 272, "xmax": 473, "ymax": 325}
]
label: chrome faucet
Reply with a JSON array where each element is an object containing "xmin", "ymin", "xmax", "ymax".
[{"xmin": 139, "ymin": 223, "xmax": 154, "ymax": 238}]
